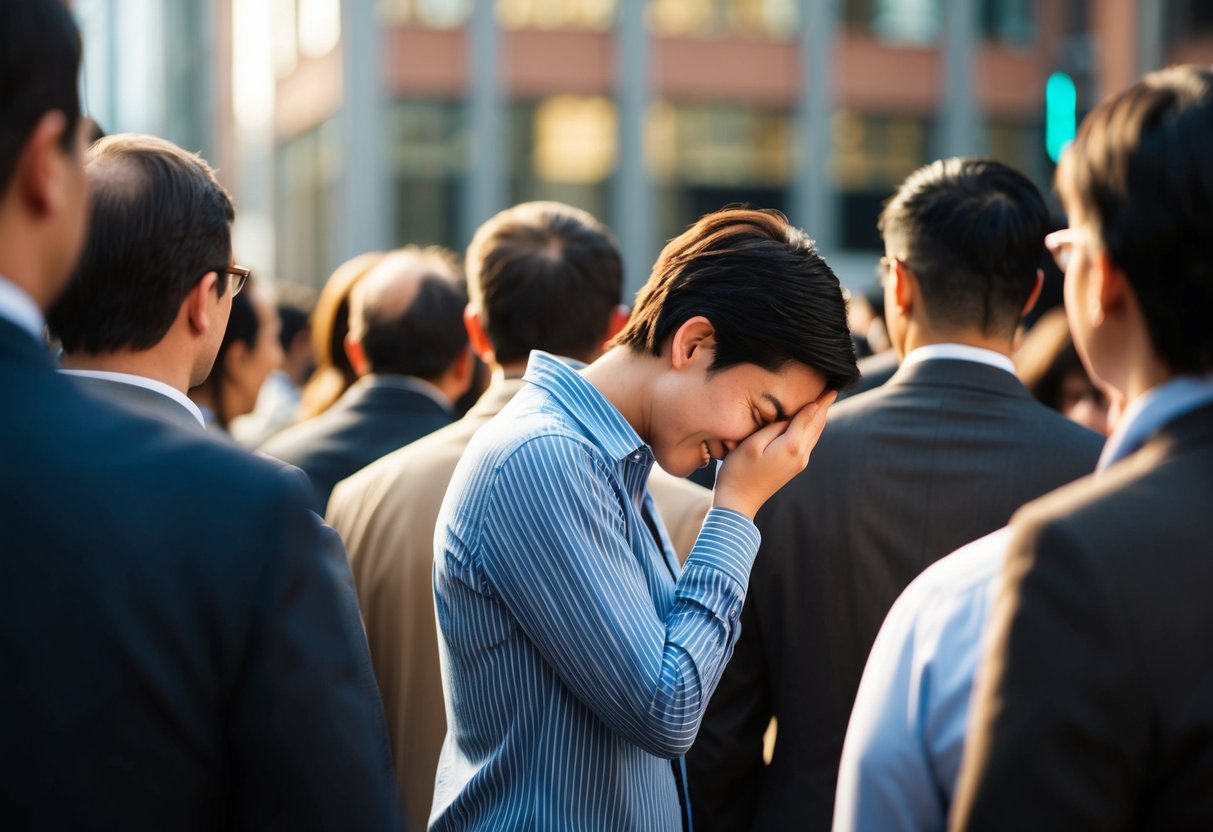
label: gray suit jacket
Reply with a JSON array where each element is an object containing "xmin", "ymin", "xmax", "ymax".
[{"xmin": 687, "ymin": 357, "xmax": 1105, "ymax": 832}]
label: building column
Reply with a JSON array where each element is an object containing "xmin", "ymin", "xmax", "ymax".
[
  {"xmin": 940, "ymin": 0, "xmax": 981, "ymax": 157},
  {"xmin": 462, "ymin": 0, "xmax": 506, "ymax": 248},
  {"xmin": 792, "ymin": 0, "xmax": 839, "ymax": 254},
  {"xmin": 1138, "ymin": 0, "xmax": 1165, "ymax": 77},
  {"xmin": 337, "ymin": 0, "xmax": 390, "ymax": 266},
  {"xmin": 613, "ymin": 0, "xmax": 654, "ymax": 300}
]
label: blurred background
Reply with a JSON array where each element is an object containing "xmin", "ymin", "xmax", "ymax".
[{"xmin": 70, "ymin": 0, "xmax": 1213, "ymax": 296}]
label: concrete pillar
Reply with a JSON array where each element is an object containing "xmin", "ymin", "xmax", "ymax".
[
  {"xmin": 613, "ymin": 0, "xmax": 655, "ymax": 300},
  {"xmin": 461, "ymin": 0, "xmax": 506, "ymax": 249},
  {"xmin": 940, "ymin": 0, "xmax": 982, "ymax": 157},
  {"xmin": 792, "ymin": 0, "xmax": 839, "ymax": 254}
]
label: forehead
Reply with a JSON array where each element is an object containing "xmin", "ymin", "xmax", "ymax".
[{"xmin": 708, "ymin": 360, "xmax": 826, "ymax": 413}]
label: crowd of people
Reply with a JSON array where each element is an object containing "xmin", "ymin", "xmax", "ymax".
[{"xmin": 3, "ymin": 2, "xmax": 1212, "ymax": 830}]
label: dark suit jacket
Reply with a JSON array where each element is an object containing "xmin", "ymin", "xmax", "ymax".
[
  {"xmin": 0, "ymin": 318, "xmax": 401, "ymax": 831},
  {"xmin": 686, "ymin": 357, "xmax": 1105, "ymax": 832},
  {"xmin": 66, "ymin": 372, "xmax": 203, "ymax": 432},
  {"xmin": 260, "ymin": 374, "xmax": 454, "ymax": 510},
  {"xmin": 951, "ymin": 401, "xmax": 1213, "ymax": 831}
]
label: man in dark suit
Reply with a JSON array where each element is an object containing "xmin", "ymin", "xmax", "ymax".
[
  {"xmin": 47, "ymin": 134, "xmax": 251, "ymax": 433},
  {"xmin": 952, "ymin": 64, "xmax": 1213, "ymax": 831},
  {"xmin": 0, "ymin": 5, "xmax": 401, "ymax": 827},
  {"xmin": 687, "ymin": 158, "xmax": 1105, "ymax": 831},
  {"xmin": 261, "ymin": 246, "xmax": 470, "ymax": 508}
]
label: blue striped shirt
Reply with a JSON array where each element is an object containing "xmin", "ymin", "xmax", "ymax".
[{"xmin": 430, "ymin": 352, "xmax": 761, "ymax": 830}]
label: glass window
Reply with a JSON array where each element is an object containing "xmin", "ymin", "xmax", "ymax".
[
  {"xmin": 508, "ymin": 96, "xmax": 615, "ymax": 223},
  {"xmin": 649, "ymin": 102, "xmax": 791, "ymax": 244},
  {"xmin": 980, "ymin": 0, "xmax": 1034, "ymax": 45},
  {"xmin": 380, "ymin": 0, "xmax": 472, "ymax": 27},
  {"xmin": 842, "ymin": 0, "xmax": 1034, "ymax": 45},
  {"xmin": 278, "ymin": 120, "xmax": 339, "ymax": 287},
  {"xmin": 390, "ymin": 101, "xmax": 465, "ymax": 250},
  {"xmin": 497, "ymin": 0, "xmax": 617, "ymax": 30},
  {"xmin": 649, "ymin": 0, "xmax": 798, "ymax": 38}
]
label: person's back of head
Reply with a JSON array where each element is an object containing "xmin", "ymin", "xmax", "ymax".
[
  {"xmin": 1056, "ymin": 64, "xmax": 1213, "ymax": 377},
  {"xmin": 880, "ymin": 157, "xmax": 1049, "ymax": 344},
  {"xmin": 614, "ymin": 207, "xmax": 858, "ymax": 391},
  {"xmin": 47, "ymin": 134, "xmax": 237, "ymax": 387},
  {"xmin": 347, "ymin": 246, "xmax": 468, "ymax": 383},
  {"xmin": 0, "ymin": 0, "xmax": 86, "ymax": 311},
  {"xmin": 467, "ymin": 201, "xmax": 624, "ymax": 368}
]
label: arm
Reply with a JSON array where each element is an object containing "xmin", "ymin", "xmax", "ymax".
[
  {"xmin": 949, "ymin": 519, "xmax": 1149, "ymax": 831},
  {"xmin": 834, "ymin": 581, "xmax": 947, "ymax": 832},
  {"xmin": 478, "ymin": 434, "xmax": 759, "ymax": 759},
  {"xmin": 229, "ymin": 475, "xmax": 402, "ymax": 831}
]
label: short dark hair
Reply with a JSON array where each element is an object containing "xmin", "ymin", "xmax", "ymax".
[
  {"xmin": 273, "ymin": 282, "xmax": 317, "ymax": 352},
  {"xmin": 879, "ymin": 157, "xmax": 1048, "ymax": 339},
  {"xmin": 0, "ymin": 0, "xmax": 82, "ymax": 195},
  {"xmin": 353, "ymin": 247, "xmax": 468, "ymax": 380},
  {"xmin": 1058, "ymin": 64, "xmax": 1213, "ymax": 374},
  {"xmin": 48, "ymin": 135, "xmax": 236, "ymax": 354},
  {"xmin": 467, "ymin": 201, "xmax": 623, "ymax": 365},
  {"xmin": 614, "ymin": 207, "xmax": 858, "ymax": 391}
]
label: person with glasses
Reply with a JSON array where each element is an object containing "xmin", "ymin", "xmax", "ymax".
[{"xmin": 49, "ymin": 134, "xmax": 252, "ymax": 432}]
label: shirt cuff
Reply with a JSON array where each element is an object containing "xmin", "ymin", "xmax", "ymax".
[{"xmin": 684, "ymin": 507, "xmax": 761, "ymax": 590}]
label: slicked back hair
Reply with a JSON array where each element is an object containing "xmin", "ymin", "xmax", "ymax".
[
  {"xmin": 0, "ymin": 0, "xmax": 82, "ymax": 195},
  {"xmin": 614, "ymin": 207, "xmax": 858, "ymax": 391},
  {"xmin": 48, "ymin": 134, "xmax": 235, "ymax": 354},
  {"xmin": 879, "ymin": 157, "xmax": 1048, "ymax": 340},
  {"xmin": 467, "ymin": 201, "xmax": 624, "ymax": 366},
  {"xmin": 1057, "ymin": 64, "xmax": 1213, "ymax": 374}
]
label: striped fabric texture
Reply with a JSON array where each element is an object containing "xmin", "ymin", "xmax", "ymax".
[{"xmin": 430, "ymin": 352, "xmax": 760, "ymax": 830}]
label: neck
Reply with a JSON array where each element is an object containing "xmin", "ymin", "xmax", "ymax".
[
  {"xmin": 898, "ymin": 326, "xmax": 1014, "ymax": 360},
  {"xmin": 579, "ymin": 345, "xmax": 655, "ymax": 442},
  {"xmin": 60, "ymin": 349, "xmax": 192, "ymax": 394}
]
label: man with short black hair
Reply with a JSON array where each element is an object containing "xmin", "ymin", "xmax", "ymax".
[
  {"xmin": 0, "ymin": 4, "xmax": 400, "ymax": 826},
  {"xmin": 429, "ymin": 206, "xmax": 858, "ymax": 830},
  {"xmin": 952, "ymin": 63, "xmax": 1213, "ymax": 831},
  {"xmin": 688, "ymin": 158, "xmax": 1104, "ymax": 832},
  {"xmin": 327, "ymin": 201, "xmax": 715, "ymax": 830},
  {"xmin": 261, "ymin": 245, "xmax": 471, "ymax": 508},
  {"xmin": 48, "ymin": 133, "xmax": 243, "ymax": 431}
]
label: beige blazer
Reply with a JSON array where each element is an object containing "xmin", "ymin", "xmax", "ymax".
[{"xmin": 326, "ymin": 376, "xmax": 712, "ymax": 830}]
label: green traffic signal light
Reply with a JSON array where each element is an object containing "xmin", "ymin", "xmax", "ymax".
[{"xmin": 1046, "ymin": 71, "xmax": 1077, "ymax": 163}]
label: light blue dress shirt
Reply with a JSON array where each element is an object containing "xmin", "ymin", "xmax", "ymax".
[
  {"xmin": 833, "ymin": 373, "xmax": 1213, "ymax": 832},
  {"xmin": 431, "ymin": 351, "xmax": 759, "ymax": 831}
]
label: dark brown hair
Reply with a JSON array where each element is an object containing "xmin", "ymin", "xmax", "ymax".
[{"xmin": 614, "ymin": 207, "xmax": 858, "ymax": 390}]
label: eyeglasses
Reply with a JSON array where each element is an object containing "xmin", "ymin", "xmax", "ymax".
[
  {"xmin": 1044, "ymin": 228, "xmax": 1093, "ymax": 273},
  {"xmin": 218, "ymin": 264, "xmax": 251, "ymax": 297}
]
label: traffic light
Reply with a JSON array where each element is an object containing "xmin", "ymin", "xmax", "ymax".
[{"xmin": 1046, "ymin": 71, "xmax": 1077, "ymax": 163}]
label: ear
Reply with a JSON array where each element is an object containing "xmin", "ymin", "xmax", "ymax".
[
  {"xmin": 668, "ymin": 316, "xmax": 716, "ymax": 370},
  {"xmin": 890, "ymin": 259, "xmax": 915, "ymax": 314},
  {"xmin": 463, "ymin": 304, "xmax": 494, "ymax": 363},
  {"xmin": 344, "ymin": 331, "xmax": 369, "ymax": 376},
  {"xmin": 1021, "ymin": 268, "xmax": 1045, "ymax": 319},
  {"xmin": 602, "ymin": 305, "xmax": 630, "ymax": 345},
  {"xmin": 1090, "ymin": 250, "xmax": 1130, "ymax": 328},
  {"xmin": 18, "ymin": 111, "xmax": 72, "ymax": 217},
  {"xmin": 186, "ymin": 272, "xmax": 220, "ymax": 336}
]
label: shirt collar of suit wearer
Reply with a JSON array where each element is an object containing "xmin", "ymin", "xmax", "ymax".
[
  {"xmin": 0, "ymin": 274, "xmax": 45, "ymax": 342},
  {"xmin": 1098, "ymin": 373, "xmax": 1213, "ymax": 472},
  {"xmin": 900, "ymin": 343, "xmax": 1016, "ymax": 376},
  {"xmin": 59, "ymin": 368, "xmax": 208, "ymax": 429}
]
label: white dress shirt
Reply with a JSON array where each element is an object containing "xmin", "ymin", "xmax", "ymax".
[
  {"xmin": 60, "ymin": 368, "xmax": 207, "ymax": 429},
  {"xmin": 0, "ymin": 275, "xmax": 45, "ymax": 342},
  {"xmin": 899, "ymin": 343, "xmax": 1016, "ymax": 376},
  {"xmin": 833, "ymin": 372, "xmax": 1213, "ymax": 832}
]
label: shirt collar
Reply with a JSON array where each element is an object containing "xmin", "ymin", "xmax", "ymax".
[
  {"xmin": 59, "ymin": 368, "xmax": 208, "ymax": 429},
  {"xmin": 901, "ymin": 343, "xmax": 1016, "ymax": 376},
  {"xmin": 1098, "ymin": 373, "xmax": 1213, "ymax": 471},
  {"xmin": 522, "ymin": 350, "xmax": 647, "ymax": 463},
  {"xmin": 0, "ymin": 275, "xmax": 46, "ymax": 342}
]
